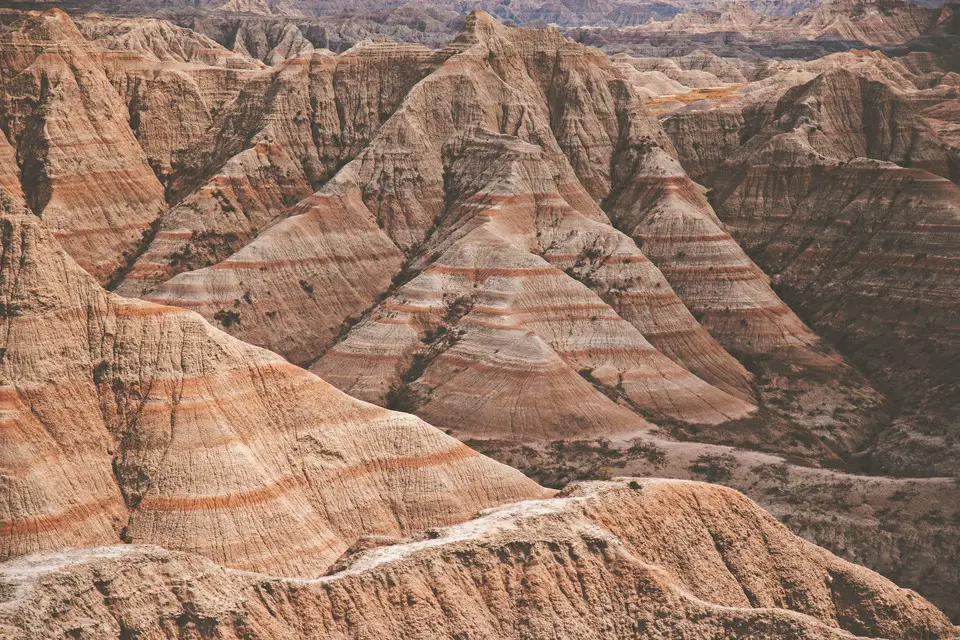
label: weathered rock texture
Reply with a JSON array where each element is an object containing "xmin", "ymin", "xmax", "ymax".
[
  {"xmin": 313, "ymin": 128, "xmax": 754, "ymax": 440},
  {"xmin": 2, "ymin": 5, "xmax": 960, "ymax": 629},
  {"xmin": 1, "ymin": 480, "xmax": 956, "ymax": 639},
  {"xmin": 473, "ymin": 433, "xmax": 960, "ymax": 624},
  {"xmin": 661, "ymin": 58, "xmax": 960, "ymax": 477},
  {"xmin": 0, "ymin": 197, "xmax": 545, "ymax": 576},
  {"xmin": 146, "ymin": 11, "xmax": 764, "ymax": 443},
  {"xmin": 0, "ymin": 9, "xmax": 167, "ymax": 284},
  {"xmin": 114, "ymin": 38, "xmax": 439, "ymax": 295},
  {"xmin": 0, "ymin": 9, "xmax": 892, "ymax": 463}
]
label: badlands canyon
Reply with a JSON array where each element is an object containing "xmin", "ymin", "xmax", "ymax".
[{"xmin": 0, "ymin": 0, "xmax": 958, "ymax": 637}]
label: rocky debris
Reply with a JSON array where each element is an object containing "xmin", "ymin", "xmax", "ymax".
[
  {"xmin": 0, "ymin": 196, "xmax": 545, "ymax": 576},
  {"xmin": 473, "ymin": 434, "xmax": 960, "ymax": 623},
  {"xmin": 0, "ymin": 480, "xmax": 955, "ymax": 639}
]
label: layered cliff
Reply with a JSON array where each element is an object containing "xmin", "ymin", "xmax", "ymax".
[
  {"xmin": 146, "ymin": 10, "xmax": 759, "ymax": 439},
  {"xmin": 1, "ymin": 6, "xmax": 959, "ymax": 628},
  {"xmin": 662, "ymin": 62, "xmax": 960, "ymax": 477},
  {"xmin": 0, "ymin": 9, "xmax": 166, "ymax": 284}
]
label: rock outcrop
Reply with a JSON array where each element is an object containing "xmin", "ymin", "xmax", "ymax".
[
  {"xmin": 0, "ymin": 9, "xmax": 167, "ymax": 284},
  {"xmin": 723, "ymin": 159, "xmax": 960, "ymax": 476},
  {"xmin": 147, "ymin": 11, "xmax": 757, "ymax": 440},
  {"xmin": 660, "ymin": 59, "xmax": 960, "ymax": 476},
  {"xmin": 313, "ymin": 129, "xmax": 754, "ymax": 440},
  {"xmin": 0, "ymin": 196, "xmax": 544, "ymax": 576},
  {"xmin": 1, "ymin": 480, "xmax": 955, "ymax": 639},
  {"xmin": 2, "ymin": 5, "xmax": 960, "ymax": 628},
  {"xmin": 112, "ymin": 38, "xmax": 439, "ymax": 295}
]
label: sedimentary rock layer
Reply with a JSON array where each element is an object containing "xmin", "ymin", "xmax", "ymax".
[
  {"xmin": 0, "ymin": 198, "xmax": 544, "ymax": 576},
  {"xmin": 148, "ymin": 11, "xmax": 758, "ymax": 436},
  {"xmin": 0, "ymin": 9, "xmax": 167, "ymax": 284},
  {"xmin": 114, "ymin": 38, "xmax": 440, "ymax": 295},
  {"xmin": 314, "ymin": 128, "xmax": 755, "ymax": 439},
  {"xmin": 721, "ymin": 159, "xmax": 960, "ymax": 476}
]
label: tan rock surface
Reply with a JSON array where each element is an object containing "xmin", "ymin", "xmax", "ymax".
[
  {"xmin": 115, "ymin": 39, "xmax": 439, "ymax": 296},
  {"xmin": 0, "ymin": 196, "xmax": 545, "ymax": 576},
  {"xmin": 1, "ymin": 479, "xmax": 955, "ymax": 639},
  {"xmin": 149, "ymin": 11, "xmax": 757, "ymax": 428},
  {"xmin": 1, "ymin": 6, "xmax": 959, "ymax": 628},
  {"xmin": 0, "ymin": 9, "xmax": 167, "ymax": 284}
]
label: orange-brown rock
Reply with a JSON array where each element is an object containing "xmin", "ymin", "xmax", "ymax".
[
  {"xmin": 0, "ymin": 196, "xmax": 545, "ymax": 576},
  {"xmin": 114, "ymin": 39, "xmax": 439, "ymax": 295},
  {"xmin": 2, "ymin": 7, "xmax": 959, "ymax": 627},
  {"xmin": 0, "ymin": 9, "xmax": 167, "ymax": 284},
  {"xmin": 723, "ymin": 159, "xmax": 960, "ymax": 477},
  {"xmin": 606, "ymin": 143, "xmax": 816, "ymax": 358},
  {"xmin": 144, "ymin": 13, "xmax": 758, "ymax": 438},
  {"xmin": 313, "ymin": 128, "xmax": 755, "ymax": 439},
  {"xmin": 0, "ymin": 480, "xmax": 955, "ymax": 639}
]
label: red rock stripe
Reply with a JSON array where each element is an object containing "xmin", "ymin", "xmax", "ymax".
[
  {"xmin": 425, "ymin": 265, "xmax": 557, "ymax": 279},
  {"xmin": 211, "ymin": 250, "xmax": 400, "ymax": 270},
  {"xmin": 52, "ymin": 223, "xmax": 151, "ymax": 237},
  {"xmin": 0, "ymin": 498, "xmax": 119, "ymax": 536},
  {"xmin": 324, "ymin": 445, "xmax": 478, "ymax": 482}
]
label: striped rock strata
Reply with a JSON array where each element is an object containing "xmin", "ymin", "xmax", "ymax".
[
  {"xmin": 0, "ymin": 197, "xmax": 544, "ymax": 576},
  {"xmin": 313, "ymin": 128, "xmax": 755, "ymax": 440},
  {"xmin": 148, "ymin": 12, "xmax": 759, "ymax": 437},
  {"xmin": 140, "ymin": 12, "xmax": 891, "ymax": 458},
  {"xmin": 112, "ymin": 38, "xmax": 440, "ymax": 294},
  {"xmin": 661, "ymin": 62, "xmax": 960, "ymax": 475},
  {"xmin": 1, "ymin": 480, "xmax": 955, "ymax": 639},
  {"xmin": 722, "ymin": 159, "xmax": 960, "ymax": 477},
  {"xmin": 605, "ymin": 143, "xmax": 817, "ymax": 359},
  {"xmin": 0, "ymin": 9, "xmax": 166, "ymax": 284}
]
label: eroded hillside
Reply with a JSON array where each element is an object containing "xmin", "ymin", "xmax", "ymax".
[{"xmin": 1, "ymin": 4, "xmax": 959, "ymax": 633}]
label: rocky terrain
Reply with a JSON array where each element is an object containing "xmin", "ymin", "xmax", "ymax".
[
  {"xmin": 0, "ymin": 2, "xmax": 959, "ymax": 636},
  {"xmin": 1, "ymin": 480, "xmax": 957, "ymax": 639},
  {"xmin": 0, "ymin": 197, "xmax": 545, "ymax": 575}
]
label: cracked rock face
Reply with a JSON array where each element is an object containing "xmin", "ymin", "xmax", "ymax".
[{"xmin": 0, "ymin": 9, "xmax": 167, "ymax": 284}]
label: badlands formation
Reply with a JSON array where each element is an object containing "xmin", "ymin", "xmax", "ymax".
[{"xmin": 0, "ymin": 1, "xmax": 959, "ymax": 637}]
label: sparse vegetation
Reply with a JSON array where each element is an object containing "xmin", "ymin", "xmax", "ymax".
[
  {"xmin": 689, "ymin": 454, "xmax": 738, "ymax": 483},
  {"xmin": 385, "ymin": 382, "xmax": 422, "ymax": 413},
  {"xmin": 213, "ymin": 310, "xmax": 241, "ymax": 328},
  {"xmin": 92, "ymin": 359, "xmax": 111, "ymax": 384}
]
